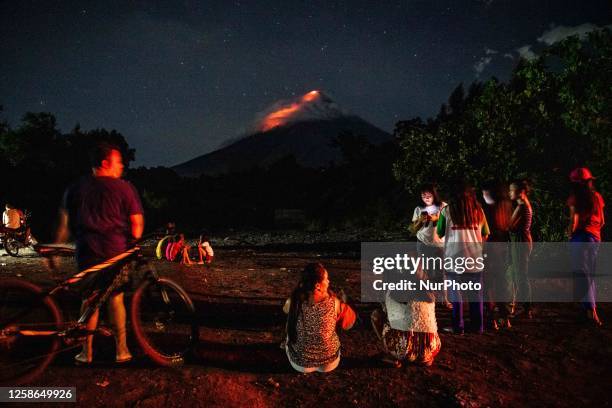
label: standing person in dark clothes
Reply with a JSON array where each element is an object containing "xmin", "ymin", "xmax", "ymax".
[
  {"xmin": 509, "ymin": 179, "xmax": 534, "ymax": 319},
  {"xmin": 482, "ymin": 180, "xmax": 513, "ymax": 329},
  {"xmin": 55, "ymin": 142, "xmax": 144, "ymax": 364},
  {"xmin": 568, "ymin": 167, "xmax": 605, "ymax": 327}
]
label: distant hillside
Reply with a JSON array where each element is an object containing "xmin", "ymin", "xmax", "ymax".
[{"xmin": 172, "ymin": 115, "xmax": 391, "ymax": 177}]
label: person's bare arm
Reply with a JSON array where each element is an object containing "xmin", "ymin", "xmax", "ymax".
[
  {"xmin": 509, "ymin": 205, "xmax": 521, "ymax": 230},
  {"xmin": 129, "ymin": 214, "xmax": 144, "ymax": 240},
  {"xmin": 46, "ymin": 209, "xmax": 70, "ymax": 270},
  {"xmin": 55, "ymin": 209, "xmax": 70, "ymax": 243},
  {"xmin": 283, "ymin": 298, "xmax": 291, "ymax": 314},
  {"xmin": 567, "ymin": 206, "xmax": 578, "ymax": 236},
  {"xmin": 335, "ymin": 297, "xmax": 356, "ymax": 330}
]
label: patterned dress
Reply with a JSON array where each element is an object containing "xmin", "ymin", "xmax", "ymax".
[
  {"xmin": 382, "ymin": 295, "xmax": 441, "ymax": 363},
  {"xmin": 382, "ymin": 326, "xmax": 441, "ymax": 363},
  {"xmin": 287, "ymin": 296, "xmax": 341, "ymax": 368}
]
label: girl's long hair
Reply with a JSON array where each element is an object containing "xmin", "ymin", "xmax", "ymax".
[
  {"xmin": 483, "ymin": 180, "xmax": 512, "ymax": 232},
  {"xmin": 448, "ymin": 182, "xmax": 484, "ymax": 227},
  {"xmin": 287, "ymin": 263, "xmax": 328, "ymax": 343},
  {"xmin": 571, "ymin": 182, "xmax": 595, "ymax": 218}
]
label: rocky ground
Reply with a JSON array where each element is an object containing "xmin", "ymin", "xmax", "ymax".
[{"xmin": 1, "ymin": 244, "xmax": 611, "ymax": 407}]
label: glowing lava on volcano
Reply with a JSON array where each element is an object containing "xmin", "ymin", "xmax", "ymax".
[{"xmin": 260, "ymin": 90, "xmax": 321, "ymax": 131}]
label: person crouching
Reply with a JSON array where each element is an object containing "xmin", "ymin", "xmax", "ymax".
[
  {"xmin": 197, "ymin": 233, "xmax": 214, "ymax": 265},
  {"xmin": 371, "ymin": 266, "xmax": 441, "ymax": 367}
]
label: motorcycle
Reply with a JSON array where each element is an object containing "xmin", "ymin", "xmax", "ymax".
[{"xmin": 1, "ymin": 210, "xmax": 36, "ymax": 257}]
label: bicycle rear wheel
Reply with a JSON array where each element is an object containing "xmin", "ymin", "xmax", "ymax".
[
  {"xmin": 131, "ymin": 278, "xmax": 198, "ymax": 366},
  {"xmin": 0, "ymin": 279, "xmax": 63, "ymax": 385}
]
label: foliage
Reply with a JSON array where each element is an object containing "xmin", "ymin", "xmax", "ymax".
[
  {"xmin": 393, "ymin": 29, "xmax": 612, "ymax": 241},
  {"xmin": 0, "ymin": 112, "xmax": 134, "ymax": 240}
]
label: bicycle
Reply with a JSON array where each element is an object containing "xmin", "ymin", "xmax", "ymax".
[{"xmin": 0, "ymin": 243, "xmax": 199, "ymax": 385}]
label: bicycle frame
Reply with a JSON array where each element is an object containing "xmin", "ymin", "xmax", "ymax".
[
  {"xmin": 1, "ymin": 241, "xmax": 197, "ymax": 385},
  {"xmin": 3, "ymin": 246, "xmax": 146, "ymax": 339},
  {"xmin": 73, "ymin": 251, "xmax": 165, "ymax": 328}
]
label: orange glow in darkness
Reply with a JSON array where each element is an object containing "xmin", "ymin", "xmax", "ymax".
[{"xmin": 260, "ymin": 90, "xmax": 320, "ymax": 131}]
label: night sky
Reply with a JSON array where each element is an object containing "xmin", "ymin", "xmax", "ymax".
[{"xmin": 1, "ymin": 1, "xmax": 610, "ymax": 167}]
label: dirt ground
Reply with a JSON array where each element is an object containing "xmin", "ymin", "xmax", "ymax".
[{"xmin": 1, "ymin": 245, "xmax": 611, "ymax": 407}]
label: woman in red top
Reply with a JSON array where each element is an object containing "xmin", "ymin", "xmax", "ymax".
[{"xmin": 568, "ymin": 168, "xmax": 605, "ymax": 327}]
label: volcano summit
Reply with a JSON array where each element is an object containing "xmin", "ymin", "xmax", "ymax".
[{"xmin": 172, "ymin": 91, "xmax": 391, "ymax": 177}]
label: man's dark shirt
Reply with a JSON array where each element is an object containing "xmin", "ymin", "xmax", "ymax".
[{"xmin": 62, "ymin": 175, "xmax": 143, "ymax": 268}]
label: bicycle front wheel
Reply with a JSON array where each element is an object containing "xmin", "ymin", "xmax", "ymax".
[
  {"xmin": 0, "ymin": 279, "xmax": 63, "ymax": 385},
  {"xmin": 4, "ymin": 238, "xmax": 20, "ymax": 257},
  {"xmin": 131, "ymin": 278, "xmax": 198, "ymax": 366}
]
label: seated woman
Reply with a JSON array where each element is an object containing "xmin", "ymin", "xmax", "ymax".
[
  {"xmin": 282, "ymin": 263, "xmax": 356, "ymax": 373},
  {"xmin": 197, "ymin": 233, "xmax": 214, "ymax": 265},
  {"xmin": 167, "ymin": 234, "xmax": 192, "ymax": 265},
  {"xmin": 178, "ymin": 234, "xmax": 193, "ymax": 265},
  {"xmin": 371, "ymin": 267, "xmax": 441, "ymax": 367},
  {"xmin": 165, "ymin": 235, "xmax": 178, "ymax": 261}
]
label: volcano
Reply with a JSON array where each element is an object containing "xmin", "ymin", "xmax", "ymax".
[{"xmin": 172, "ymin": 91, "xmax": 392, "ymax": 177}]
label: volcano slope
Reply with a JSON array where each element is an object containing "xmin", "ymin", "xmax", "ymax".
[{"xmin": 173, "ymin": 91, "xmax": 391, "ymax": 177}]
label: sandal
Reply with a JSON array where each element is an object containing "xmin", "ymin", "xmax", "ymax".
[
  {"xmin": 373, "ymin": 352, "xmax": 401, "ymax": 368},
  {"xmin": 116, "ymin": 354, "xmax": 133, "ymax": 364},
  {"xmin": 420, "ymin": 359, "xmax": 433, "ymax": 367},
  {"xmin": 442, "ymin": 326, "xmax": 464, "ymax": 335},
  {"xmin": 74, "ymin": 352, "xmax": 92, "ymax": 365},
  {"xmin": 382, "ymin": 357, "xmax": 402, "ymax": 368}
]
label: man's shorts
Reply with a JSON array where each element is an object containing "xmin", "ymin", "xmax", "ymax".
[{"xmin": 72, "ymin": 261, "xmax": 131, "ymax": 299}]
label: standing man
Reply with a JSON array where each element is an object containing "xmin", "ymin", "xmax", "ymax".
[{"xmin": 56, "ymin": 142, "xmax": 144, "ymax": 364}]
